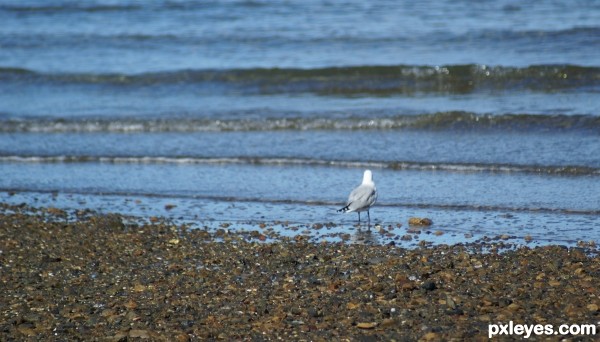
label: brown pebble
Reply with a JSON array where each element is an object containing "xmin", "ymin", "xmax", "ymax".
[
  {"xmin": 17, "ymin": 325, "xmax": 36, "ymax": 336},
  {"xmin": 133, "ymin": 284, "xmax": 146, "ymax": 292},
  {"xmin": 549, "ymin": 280, "xmax": 562, "ymax": 287},
  {"xmin": 421, "ymin": 332, "xmax": 440, "ymax": 341},
  {"xmin": 507, "ymin": 303, "xmax": 520, "ymax": 311},
  {"xmin": 175, "ymin": 333, "xmax": 190, "ymax": 342},
  {"xmin": 346, "ymin": 302, "xmax": 360, "ymax": 310},
  {"xmin": 408, "ymin": 217, "xmax": 433, "ymax": 226},
  {"xmin": 124, "ymin": 300, "xmax": 137, "ymax": 310},
  {"xmin": 407, "ymin": 227, "xmax": 422, "ymax": 234},
  {"xmin": 47, "ymin": 207, "xmax": 66, "ymax": 216},
  {"xmin": 401, "ymin": 234, "xmax": 413, "ymax": 241},
  {"xmin": 380, "ymin": 318, "xmax": 397, "ymax": 329},
  {"xmin": 356, "ymin": 322, "xmax": 377, "ymax": 329},
  {"xmin": 129, "ymin": 329, "xmax": 150, "ymax": 338}
]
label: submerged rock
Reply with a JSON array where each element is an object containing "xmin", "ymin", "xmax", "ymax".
[{"xmin": 408, "ymin": 217, "xmax": 433, "ymax": 226}]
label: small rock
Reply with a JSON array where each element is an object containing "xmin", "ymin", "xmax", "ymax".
[
  {"xmin": 408, "ymin": 217, "xmax": 433, "ymax": 226},
  {"xmin": 308, "ymin": 308, "xmax": 323, "ymax": 318},
  {"xmin": 380, "ymin": 318, "xmax": 397, "ymax": 329},
  {"xmin": 347, "ymin": 302, "xmax": 360, "ymax": 310},
  {"xmin": 124, "ymin": 300, "xmax": 137, "ymax": 310},
  {"xmin": 549, "ymin": 280, "xmax": 561, "ymax": 287},
  {"xmin": 407, "ymin": 227, "xmax": 422, "ymax": 234},
  {"xmin": 507, "ymin": 303, "xmax": 520, "ymax": 311},
  {"xmin": 47, "ymin": 207, "xmax": 66, "ymax": 216},
  {"xmin": 17, "ymin": 324, "xmax": 36, "ymax": 336},
  {"xmin": 421, "ymin": 332, "xmax": 440, "ymax": 341},
  {"xmin": 129, "ymin": 329, "xmax": 150, "ymax": 339},
  {"xmin": 446, "ymin": 295, "xmax": 456, "ymax": 309},
  {"xmin": 421, "ymin": 281, "xmax": 437, "ymax": 291},
  {"xmin": 356, "ymin": 322, "xmax": 378, "ymax": 329}
]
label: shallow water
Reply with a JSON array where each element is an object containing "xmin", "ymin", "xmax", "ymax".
[{"xmin": 1, "ymin": 0, "xmax": 599, "ymax": 245}]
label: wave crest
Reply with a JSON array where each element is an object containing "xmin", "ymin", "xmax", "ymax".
[
  {"xmin": 2, "ymin": 64, "xmax": 598, "ymax": 94},
  {"xmin": 1, "ymin": 155, "xmax": 598, "ymax": 176},
  {"xmin": 2, "ymin": 112, "xmax": 599, "ymax": 133}
]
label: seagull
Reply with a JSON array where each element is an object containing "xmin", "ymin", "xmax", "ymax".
[{"xmin": 337, "ymin": 169, "xmax": 378, "ymax": 225}]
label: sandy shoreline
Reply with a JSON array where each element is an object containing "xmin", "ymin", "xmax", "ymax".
[{"xmin": 1, "ymin": 204, "xmax": 599, "ymax": 340}]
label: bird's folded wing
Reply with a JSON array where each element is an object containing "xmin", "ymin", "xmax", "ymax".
[{"xmin": 347, "ymin": 184, "xmax": 377, "ymax": 209}]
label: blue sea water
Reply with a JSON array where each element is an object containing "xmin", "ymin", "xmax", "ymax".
[{"xmin": 1, "ymin": 0, "xmax": 599, "ymax": 245}]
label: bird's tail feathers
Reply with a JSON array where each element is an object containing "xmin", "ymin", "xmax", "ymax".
[{"xmin": 337, "ymin": 203, "xmax": 352, "ymax": 213}]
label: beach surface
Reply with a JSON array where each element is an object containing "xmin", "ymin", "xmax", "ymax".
[{"xmin": 1, "ymin": 203, "xmax": 599, "ymax": 341}]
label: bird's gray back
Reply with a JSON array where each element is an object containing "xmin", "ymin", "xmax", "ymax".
[{"xmin": 347, "ymin": 184, "xmax": 377, "ymax": 212}]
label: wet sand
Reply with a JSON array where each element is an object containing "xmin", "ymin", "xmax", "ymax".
[{"xmin": 1, "ymin": 204, "xmax": 599, "ymax": 340}]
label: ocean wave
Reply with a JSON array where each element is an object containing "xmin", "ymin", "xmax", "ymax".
[
  {"xmin": 4, "ymin": 25, "xmax": 599, "ymax": 49},
  {"xmin": 1, "ymin": 112, "xmax": 599, "ymax": 133},
  {"xmin": 1, "ymin": 155, "xmax": 598, "ymax": 176},
  {"xmin": 0, "ymin": 4, "xmax": 142, "ymax": 13},
  {"xmin": 1, "ymin": 64, "xmax": 598, "ymax": 94},
  {"xmin": 449, "ymin": 26, "xmax": 600, "ymax": 43},
  {"xmin": 0, "ymin": 1, "xmax": 263, "ymax": 14}
]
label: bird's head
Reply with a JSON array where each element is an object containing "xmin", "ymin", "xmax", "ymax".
[{"xmin": 362, "ymin": 169, "xmax": 374, "ymax": 184}]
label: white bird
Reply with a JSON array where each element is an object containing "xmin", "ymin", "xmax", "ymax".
[{"xmin": 337, "ymin": 169, "xmax": 378, "ymax": 225}]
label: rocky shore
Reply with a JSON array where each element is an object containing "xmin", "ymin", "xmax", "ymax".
[{"xmin": 1, "ymin": 204, "xmax": 599, "ymax": 341}]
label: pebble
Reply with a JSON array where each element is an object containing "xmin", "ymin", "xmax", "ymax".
[
  {"xmin": 408, "ymin": 217, "xmax": 433, "ymax": 226},
  {"xmin": 1, "ymin": 203, "xmax": 599, "ymax": 341}
]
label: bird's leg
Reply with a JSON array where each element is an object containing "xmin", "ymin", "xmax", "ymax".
[
  {"xmin": 358, "ymin": 212, "xmax": 361, "ymax": 224},
  {"xmin": 367, "ymin": 210, "xmax": 371, "ymax": 229}
]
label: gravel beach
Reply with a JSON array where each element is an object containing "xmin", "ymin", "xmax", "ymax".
[{"xmin": 1, "ymin": 204, "xmax": 599, "ymax": 341}]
